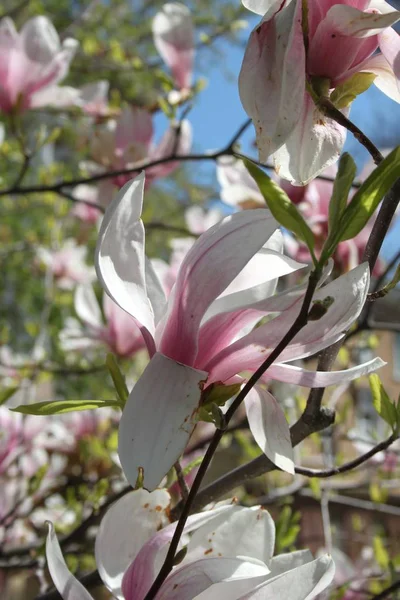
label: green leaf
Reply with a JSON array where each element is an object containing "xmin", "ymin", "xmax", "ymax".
[
  {"xmin": 337, "ymin": 147, "xmax": 400, "ymax": 243},
  {"xmin": 201, "ymin": 382, "xmax": 241, "ymax": 408},
  {"xmin": 330, "ymin": 72, "xmax": 376, "ymax": 109},
  {"xmin": 0, "ymin": 385, "xmax": 19, "ymax": 406},
  {"xmin": 328, "ymin": 153, "xmax": 357, "ymax": 231},
  {"xmin": 106, "ymin": 353, "xmax": 129, "ymax": 407},
  {"xmin": 28, "ymin": 464, "xmax": 48, "ymax": 495},
  {"xmin": 369, "ymin": 374, "xmax": 398, "ymax": 431},
  {"xmin": 243, "ymin": 159, "xmax": 316, "ymax": 261},
  {"xmin": 373, "ymin": 535, "xmax": 390, "ymax": 569},
  {"xmin": 11, "ymin": 399, "xmax": 120, "ymax": 416}
]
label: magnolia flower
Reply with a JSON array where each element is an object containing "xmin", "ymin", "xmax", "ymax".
[
  {"xmin": 78, "ymin": 80, "xmax": 109, "ymax": 116},
  {"xmin": 0, "ymin": 16, "xmax": 79, "ymax": 113},
  {"xmin": 152, "ymin": 3, "xmax": 194, "ymax": 92},
  {"xmin": 90, "ymin": 105, "xmax": 192, "ymax": 188},
  {"xmin": 37, "ymin": 239, "xmax": 95, "ymax": 290},
  {"xmin": 239, "ymin": 0, "xmax": 400, "ymax": 184},
  {"xmin": 46, "ymin": 489, "xmax": 335, "ymax": 599},
  {"xmin": 95, "ymin": 173, "xmax": 384, "ymax": 490},
  {"xmin": 60, "ymin": 284, "xmax": 145, "ymax": 358}
]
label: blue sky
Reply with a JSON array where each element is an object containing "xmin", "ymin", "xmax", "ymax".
[{"xmin": 155, "ymin": 15, "xmax": 400, "ymax": 260}]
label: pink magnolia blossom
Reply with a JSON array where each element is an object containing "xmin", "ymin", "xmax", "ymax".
[
  {"xmin": 152, "ymin": 3, "xmax": 194, "ymax": 92},
  {"xmin": 95, "ymin": 173, "xmax": 384, "ymax": 490},
  {"xmin": 37, "ymin": 239, "xmax": 95, "ymax": 290},
  {"xmin": 46, "ymin": 489, "xmax": 335, "ymax": 600},
  {"xmin": 239, "ymin": 0, "xmax": 400, "ymax": 184},
  {"xmin": 90, "ymin": 105, "xmax": 192, "ymax": 188},
  {"xmin": 60, "ymin": 284, "xmax": 145, "ymax": 358},
  {"xmin": 0, "ymin": 16, "xmax": 79, "ymax": 113}
]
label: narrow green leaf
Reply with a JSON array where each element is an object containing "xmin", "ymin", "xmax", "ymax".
[
  {"xmin": 338, "ymin": 147, "xmax": 400, "ymax": 242},
  {"xmin": 330, "ymin": 72, "xmax": 376, "ymax": 109},
  {"xmin": 201, "ymin": 382, "xmax": 241, "ymax": 408},
  {"xmin": 328, "ymin": 153, "xmax": 357, "ymax": 231},
  {"xmin": 369, "ymin": 374, "xmax": 398, "ymax": 431},
  {"xmin": 243, "ymin": 159, "xmax": 316, "ymax": 259},
  {"xmin": 0, "ymin": 385, "xmax": 19, "ymax": 406},
  {"xmin": 106, "ymin": 353, "xmax": 129, "ymax": 406},
  {"xmin": 11, "ymin": 399, "xmax": 120, "ymax": 416}
]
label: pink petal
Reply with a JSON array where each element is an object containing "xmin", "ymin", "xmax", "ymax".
[
  {"xmin": 245, "ymin": 387, "xmax": 294, "ymax": 474},
  {"xmin": 157, "ymin": 209, "xmax": 278, "ymax": 365},
  {"xmin": 115, "ymin": 106, "xmax": 153, "ymax": 157},
  {"xmin": 118, "ymin": 352, "xmax": 207, "ymax": 490},
  {"xmin": 147, "ymin": 120, "xmax": 192, "ymax": 181},
  {"xmin": 324, "ymin": 4, "xmax": 400, "ymax": 38},
  {"xmin": 206, "ymin": 263, "xmax": 369, "ymax": 383},
  {"xmin": 239, "ymin": 0, "xmax": 305, "ymax": 161},
  {"xmin": 152, "ymin": 3, "xmax": 194, "ymax": 89}
]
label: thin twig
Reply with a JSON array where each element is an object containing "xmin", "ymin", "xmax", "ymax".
[{"xmin": 294, "ymin": 433, "xmax": 397, "ymax": 478}]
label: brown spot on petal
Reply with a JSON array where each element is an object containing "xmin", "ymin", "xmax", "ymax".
[
  {"xmin": 155, "ymin": 505, "xmax": 163, "ymax": 511},
  {"xmin": 204, "ymin": 548, "xmax": 213, "ymax": 555},
  {"xmin": 143, "ymin": 503, "xmax": 149, "ymax": 508}
]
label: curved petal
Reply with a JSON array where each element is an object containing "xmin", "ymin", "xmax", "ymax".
[
  {"xmin": 266, "ymin": 357, "xmax": 386, "ymax": 387},
  {"xmin": 95, "ymin": 489, "xmax": 171, "ymax": 599},
  {"xmin": 272, "ymin": 95, "xmax": 347, "ymax": 185},
  {"xmin": 115, "ymin": 106, "xmax": 153, "ymax": 156},
  {"xmin": 239, "ymin": 0, "xmax": 305, "ymax": 161},
  {"xmin": 324, "ymin": 4, "xmax": 400, "ymax": 38},
  {"xmin": 245, "ymin": 387, "xmax": 294, "ymax": 474},
  {"xmin": 379, "ymin": 25, "xmax": 400, "ymax": 79},
  {"xmin": 157, "ymin": 557, "xmax": 270, "ymax": 600},
  {"xmin": 186, "ymin": 505, "xmax": 275, "ymax": 566},
  {"xmin": 237, "ymin": 554, "xmax": 335, "ymax": 599},
  {"xmin": 45, "ymin": 522, "xmax": 94, "ymax": 600},
  {"xmin": 241, "ymin": 0, "xmax": 288, "ymax": 17},
  {"xmin": 268, "ymin": 550, "xmax": 314, "ymax": 576},
  {"xmin": 118, "ymin": 352, "xmax": 207, "ymax": 490},
  {"xmin": 362, "ymin": 52, "xmax": 400, "ymax": 103},
  {"xmin": 206, "ymin": 263, "xmax": 369, "ymax": 383},
  {"xmin": 157, "ymin": 209, "xmax": 278, "ymax": 365},
  {"xmin": 74, "ymin": 284, "xmax": 103, "ymax": 330},
  {"xmin": 95, "ymin": 173, "xmax": 156, "ymax": 353},
  {"xmin": 122, "ymin": 504, "xmax": 239, "ymax": 599}
]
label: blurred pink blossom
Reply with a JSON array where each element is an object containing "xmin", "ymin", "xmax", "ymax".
[
  {"xmin": 152, "ymin": 3, "xmax": 194, "ymax": 93},
  {"xmin": 37, "ymin": 239, "xmax": 95, "ymax": 289},
  {"xmin": 61, "ymin": 284, "xmax": 145, "ymax": 358},
  {"xmin": 90, "ymin": 105, "xmax": 192, "ymax": 188},
  {"xmin": 0, "ymin": 16, "xmax": 79, "ymax": 113}
]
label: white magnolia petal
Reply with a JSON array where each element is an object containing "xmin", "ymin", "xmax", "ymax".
[
  {"xmin": 46, "ymin": 522, "xmax": 94, "ymax": 600},
  {"xmin": 145, "ymin": 256, "xmax": 168, "ymax": 325},
  {"xmin": 187, "ymin": 505, "xmax": 275, "ymax": 566},
  {"xmin": 268, "ymin": 357, "xmax": 386, "ymax": 387},
  {"xmin": 95, "ymin": 489, "xmax": 171, "ymax": 599},
  {"xmin": 245, "ymin": 387, "xmax": 294, "ymax": 474},
  {"xmin": 326, "ymin": 4, "xmax": 400, "ymax": 38},
  {"xmin": 95, "ymin": 173, "xmax": 156, "ymax": 344},
  {"xmin": 205, "ymin": 250, "xmax": 306, "ymax": 321},
  {"xmin": 269, "ymin": 550, "xmax": 314, "ymax": 577},
  {"xmin": 74, "ymin": 284, "xmax": 103, "ymax": 329},
  {"xmin": 241, "ymin": 0, "xmax": 288, "ymax": 17},
  {"xmin": 273, "ymin": 94, "xmax": 347, "ymax": 185},
  {"xmin": 364, "ymin": 55, "xmax": 400, "ymax": 104},
  {"xmin": 238, "ymin": 554, "xmax": 335, "ymax": 599},
  {"xmin": 239, "ymin": 1, "xmax": 305, "ymax": 161},
  {"xmin": 118, "ymin": 352, "xmax": 207, "ymax": 490},
  {"xmin": 158, "ymin": 557, "xmax": 270, "ymax": 600}
]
